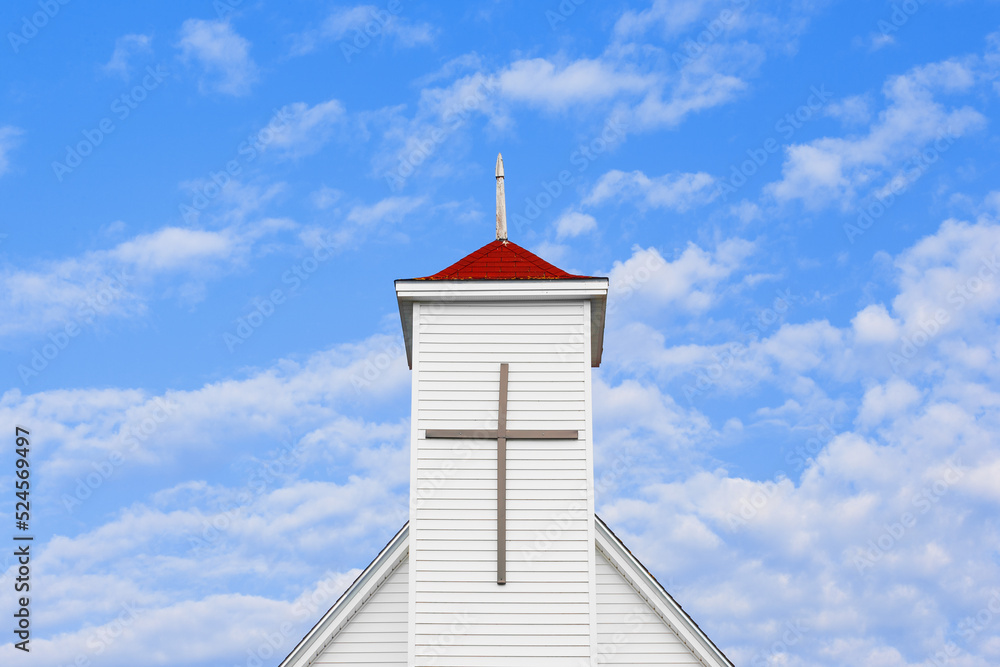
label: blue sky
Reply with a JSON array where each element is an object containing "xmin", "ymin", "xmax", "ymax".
[{"xmin": 2, "ymin": 0, "xmax": 1000, "ymax": 665}]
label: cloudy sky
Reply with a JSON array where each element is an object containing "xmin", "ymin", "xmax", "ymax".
[{"xmin": 2, "ymin": 0, "xmax": 1000, "ymax": 665}]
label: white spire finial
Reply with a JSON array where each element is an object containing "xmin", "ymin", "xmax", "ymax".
[{"xmin": 495, "ymin": 152, "xmax": 507, "ymax": 241}]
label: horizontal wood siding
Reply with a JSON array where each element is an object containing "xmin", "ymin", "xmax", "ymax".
[
  {"xmin": 595, "ymin": 548, "xmax": 703, "ymax": 666},
  {"xmin": 313, "ymin": 555, "xmax": 409, "ymax": 666},
  {"xmin": 413, "ymin": 301, "xmax": 592, "ymax": 665}
]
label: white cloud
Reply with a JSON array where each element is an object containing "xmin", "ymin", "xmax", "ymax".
[
  {"xmin": 1, "ymin": 332, "xmax": 410, "ymax": 480},
  {"xmin": 323, "ymin": 5, "xmax": 434, "ymax": 46},
  {"xmin": 327, "ymin": 196, "xmax": 426, "ymax": 248},
  {"xmin": 531, "ymin": 240, "xmax": 569, "ymax": 264},
  {"xmin": 110, "ymin": 227, "xmax": 236, "ymax": 270},
  {"xmin": 102, "ymin": 34, "xmax": 153, "ymax": 79},
  {"xmin": 0, "ymin": 329, "xmax": 415, "ymax": 663},
  {"xmin": 367, "ymin": 71, "xmax": 499, "ymax": 184},
  {"xmin": 177, "ymin": 19, "xmax": 258, "ymax": 96},
  {"xmin": 626, "ymin": 54, "xmax": 753, "ymax": 130},
  {"xmin": 554, "ymin": 211, "xmax": 597, "ymax": 239},
  {"xmin": 852, "ymin": 304, "xmax": 900, "ymax": 344},
  {"xmin": 586, "ymin": 169, "xmax": 716, "ymax": 211},
  {"xmin": 760, "ymin": 320, "xmax": 846, "ymax": 375},
  {"xmin": 607, "ymin": 239, "xmax": 755, "ymax": 315},
  {"xmin": 9, "ymin": 210, "xmax": 1000, "ymax": 666},
  {"xmin": 291, "ymin": 4, "xmax": 435, "ymax": 56},
  {"xmin": 856, "ymin": 379, "xmax": 922, "ymax": 428},
  {"xmin": 0, "ymin": 125, "xmax": 24, "ymax": 177},
  {"xmin": 825, "ymin": 94, "xmax": 871, "ymax": 125},
  {"xmin": 768, "ymin": 58, "xmax": 987, "ymax": 209},
  {"xmin": 371, "ymin": 14, "xmax": 774, "ymax": 179},
  {"xmin": 868, "ymin": 32, "xmax": 896, "ymax": 52},
  {"xmin": 891, "ymin": 219, "xmax": 1000, "ymax": 335},
  {"xmin": 310, "ymin": 186, "xmax": 343, "ymax": 210},
  {"xmin": 497, "ymin": 58, "xmax": 651, "ymax": 111},
  {"xmin": 345, "ymin": 196, "xmax": 424, "ymax": 227},
  {"xmin": 0, "ymin": 219, "xmax": 295, "ymax": 338},
  {"xmin": 613, "ymin": 0, "xmax": 723, "ymax": 40},
  {"xmin": 264, "ymin": 99, "xmax": 347, "ymax": 159},
  {"xmin": 594, "ymin": 374, "xmax": 998, "ymax": 665}
]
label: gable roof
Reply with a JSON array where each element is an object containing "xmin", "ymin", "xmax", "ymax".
[
  {"xmin": 414, "ymin": 239, "xmax": 594, "ymax": 280},
  {"xmin": 596, "ymin": 515, "xmax": 734, "ymax": 667},
  {"xmin": 278, "ymin": 523, "xmax": 409, "ymax": 667},
  {"xmin": 279, "ymin": 518, "xmax": 732, "ymax": 667}
]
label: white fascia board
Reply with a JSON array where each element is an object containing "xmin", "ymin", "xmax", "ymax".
[
  {"xmin": 279, "ymin": 523, "xmax": 409, "ymax": 667},
  {"xmin": 395, "ymin": 279, "xmax": 609, "ymax": 368},
  {"xmin": 395, "ymin": 278, "xmax": 609, "ymax": 301},
  {"xmin": 595, "ymin": 516, "xmax": 734, "ymax": 667}
]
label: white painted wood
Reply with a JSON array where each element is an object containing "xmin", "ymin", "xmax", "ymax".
[
  {"xmin": 278, "ymin": 527, "xmax": 409, "ymax": 667},
  {"xmin": 410, "ymin": 298, "xmax": 595, "ymax": 666},
  {"xmin": 406, "ymin": 302, "xmax": 420, "ymax": 667},
  {"xmin": 594, "ymin": 548, "xmax": 702, "ymax": 666},
  {"xmin": 311, "ymin": 555, "xmax": 409, "ymax": 666},
  {"xmin": 282, "ymin": 267, "xmax": 734, "ymax": 667},
  {"xmin": 584, "ymin": 297, "xmax": 600, "ymax": 658},
  {"xmin": 596, "ymin": 519, "xmax": 734, "ymax": 667},
  {"xmin": 395, "ymin": 279, "xmax": 609, "ymax": 367}
]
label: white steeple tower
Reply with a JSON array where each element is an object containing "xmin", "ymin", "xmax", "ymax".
[{"xmin": 277, "ymin": 156, "xmax": 733, "ymax": 667}]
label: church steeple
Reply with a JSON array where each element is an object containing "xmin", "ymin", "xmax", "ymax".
[
  {"xmin": 495, "ymin": 152, "xmax": 507, "ymax": 241},
  {"xmin": 277, "ymin": 155, "xmax": 733, "ymax": 667}
]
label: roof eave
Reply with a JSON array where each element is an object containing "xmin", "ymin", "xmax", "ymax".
[{"xmin": 394, "ymin": 277, "xmax": 609, "ymax": 369}]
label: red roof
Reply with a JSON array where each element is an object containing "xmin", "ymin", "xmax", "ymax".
[{"xmin": 415, "ymin": 240, "xmax": 594, "ymax": 280}]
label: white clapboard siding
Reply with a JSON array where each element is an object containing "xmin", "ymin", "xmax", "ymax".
[
  {"xmin": 595, "ymin": 547, "xmax": 706, "ymax": 666},
  {"xmin": 411, "ymin": 299, "xmax": 595, "ymax": 666},
  {"xmin": 311, "ymin": 555, "xmax": 409, "ymax": 667}
]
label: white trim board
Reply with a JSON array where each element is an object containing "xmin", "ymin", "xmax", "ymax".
[
  {"xmin": 279, "ymin": 517, "xmax": 733, "ymax": 667},
  {"xmin": 278, "ymin": 523, "xmax": 409, "ymax": 667},
  {"xmin": 595, "ymin": 515, "xmax": 734, "ymax": 667},
  {"xmin": 395, "ymin": 279, "xmax": 609, "ymax": 368}
]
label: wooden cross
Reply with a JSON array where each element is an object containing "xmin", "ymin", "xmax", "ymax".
[{"xmin": 425, "ymin": 362, "xmax": 578, "ymax": 585}]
